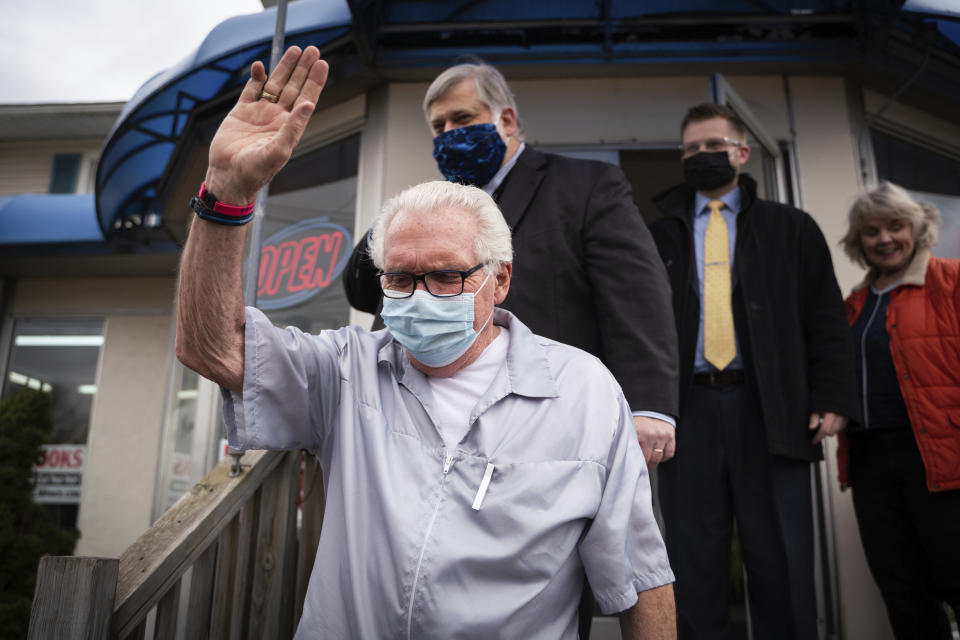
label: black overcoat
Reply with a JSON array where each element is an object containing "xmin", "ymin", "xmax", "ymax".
[{"xmin": 649, "ymin": 174, "xmax": 859, "ymax": 460}]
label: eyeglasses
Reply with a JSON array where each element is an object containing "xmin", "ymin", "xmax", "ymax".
[
  {"xmin": 378, "ymin": 263, "xmax": 486, "ymax": 299},
  {"xmin": 680, "ymin": 137, "xmax": 743, "ymax": 157}
]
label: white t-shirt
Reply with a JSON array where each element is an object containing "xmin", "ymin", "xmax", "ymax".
[{"xmin": 428, "ymin": 326, "xmax": 510, "ymax": 448}]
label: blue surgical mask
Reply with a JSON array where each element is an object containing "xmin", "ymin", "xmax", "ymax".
[
  {"xmin": 381, "ymin": 274, "xmax": 493, "ymax": 367},
  {"xmin": 432, "ymin": 124, "xmax": 507, "ymax": 187}
]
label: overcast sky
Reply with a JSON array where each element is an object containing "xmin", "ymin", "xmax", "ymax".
[{"xmin": 0, "ymin": 0, "xmax": 264, "ymax": 104}]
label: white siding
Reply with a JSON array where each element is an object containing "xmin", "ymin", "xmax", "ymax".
[{"xmin": 0, "ymin": 138, "xmax": 102, "ymax": 196}]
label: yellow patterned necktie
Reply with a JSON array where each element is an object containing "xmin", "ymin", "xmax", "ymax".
[{"xmin": 703, "ymin": 199, "xmax": 736, "ymax": 370}]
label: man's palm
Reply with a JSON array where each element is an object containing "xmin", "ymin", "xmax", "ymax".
[{"xmin": 205, "ymin": 46, "xmax": 329, "ymax": 204}]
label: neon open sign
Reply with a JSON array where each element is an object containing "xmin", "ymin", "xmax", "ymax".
[{"xmin": 255, "ymin": 218, "xmax": 352, "ymax": 310}]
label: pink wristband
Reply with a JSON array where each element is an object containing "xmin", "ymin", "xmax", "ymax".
[{"xmin": 198, "ymin": 182, "xmax": 255, "ymax": 218}]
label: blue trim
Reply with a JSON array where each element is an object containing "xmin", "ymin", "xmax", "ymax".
[
  {"xmin": 0, "ymin": 194, "xmax": 104, "ymax": 245},
  {"xmin": 379, "ymin": 39, "xmax": 858, "ymax": 67},
  {"xmin": 381, "ymin": 0, "xmax": 852, "ymax": 22}
]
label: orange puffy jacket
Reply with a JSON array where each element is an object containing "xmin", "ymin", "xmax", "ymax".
[{"xmin": 837, "ymin": 251, "xmax": 960, "ymax": 492}]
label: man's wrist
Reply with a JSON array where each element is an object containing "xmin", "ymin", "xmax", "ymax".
[
  {"xmin": 632, "ymin": 411, "xmax": 677, "ymax": 428},
  {"xmin": 191, "ymin": 181, "xmax": 256, "ymax": 226},
  {"xmin": 202, "ymin": 169, "xmax": 257, "ymax": 207}
]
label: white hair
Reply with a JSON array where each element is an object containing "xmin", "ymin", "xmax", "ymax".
[{"xmin": 369, "ymin": 181, "xmax": 513, "ymax": 275}]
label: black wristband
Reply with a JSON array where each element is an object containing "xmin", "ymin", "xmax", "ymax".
[
  {"xmin": 189, "ymin": 195, "xmax": 254, "ymax": 225},
  {"xmin": 189, "ymin": 182, "xmax": 255, "ymax": 225}
]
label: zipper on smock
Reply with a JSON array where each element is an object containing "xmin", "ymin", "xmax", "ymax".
[{"xmin": 406, "ymin": 451, "xmax": 455, "ymax": 639}]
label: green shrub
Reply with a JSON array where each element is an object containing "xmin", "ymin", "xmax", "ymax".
[{"xmin": 0, "ymin": 389, "xmax": 78, "ymax": 639}]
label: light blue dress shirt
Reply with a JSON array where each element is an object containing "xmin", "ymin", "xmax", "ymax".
[
  {"xmin": 482, "ymin": 142, "xmax": 525, "ymax": 195},
  {"xmin": 693, "ymin": 188, "xmax": 744, "ymax": 373},
  {"xmin": 222, "ymin": 307, "xmax": 674, "ymax": 639}
]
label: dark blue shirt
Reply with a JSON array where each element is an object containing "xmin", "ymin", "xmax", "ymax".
[{"xmin": 849, "ymin": 284, "xmax": 911, "ymax": 431}]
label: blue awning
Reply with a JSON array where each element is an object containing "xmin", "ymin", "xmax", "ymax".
[
  {"xmin": 85, "ymin": 0, "xmax": 959, "ymax": 244},
  {"xmin": 95, "ymin": 0, "xmax": 351, "ymax": 236},
  {"xmin": 0, "ymin": 194, "xmax": 104, "ymax": 245}
]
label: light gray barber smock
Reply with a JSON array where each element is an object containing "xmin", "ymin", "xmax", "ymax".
[{"xmin": 222, "ymin": 307, "xmax": 674, "ymax": 639}]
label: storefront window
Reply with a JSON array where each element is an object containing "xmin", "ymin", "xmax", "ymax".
[
  {"xmin": 156, "ymin": 366, "xmax": 203, "ymax": 514},
  {"xmin": 1, "ymin": 317, "xmax": 104, "ymax": 529},
  {"xmin": 255, "ymin": 133, "xmax": 359, "ymax": 332}
]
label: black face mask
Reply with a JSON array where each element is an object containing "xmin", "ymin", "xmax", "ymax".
[{"xmin": 682, "ymin": 151, "xmax": 737, "ymax": 192}]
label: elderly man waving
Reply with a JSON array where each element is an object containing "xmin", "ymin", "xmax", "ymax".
[{"xmin": 176, "ymin": 46, "xmax": 675, "ymax": 640}]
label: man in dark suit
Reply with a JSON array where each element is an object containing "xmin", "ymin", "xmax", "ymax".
[
  {"xmin": 344, "ymin": 62, "xmax": 679, "ymax": 463},
  {"xmin": 649, "ymin": 103, "xmax": 859, "ymax": 639}
]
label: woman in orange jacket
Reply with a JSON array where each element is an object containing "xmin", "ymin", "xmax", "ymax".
[{"xmin": 837, "ymin": 181, "xmax": 960, "ymax": 639}]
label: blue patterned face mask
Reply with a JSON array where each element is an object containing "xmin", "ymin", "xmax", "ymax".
[
  {"xmin": 432, "ymin": 124, "xmax": 507, "ymax": 187},
  {"xmin": 381, "ymin": 274, "xmax": 493, "ymax": 367}
]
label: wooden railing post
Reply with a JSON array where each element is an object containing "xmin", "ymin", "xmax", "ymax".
[
  {"xmin": 248, "ymin": 451, "xmax": 300, "ymax": 639},
  {"xmin": 28, "ymin": 556, "xmax": 119, "ymax": 640},
  {"xmin": 295, "ymin": 453, "xmax": 325, "ymax": 628},
  {"xmin": 28, "ymin": 449, "xmax": 323, "ymax": 640},
  {"xmin": 153, "ymin": 577, "xmax": 182, "ymax": 640},
  {"xmin": 111, "ymin": 450, "xmax": 285, "ymax": 638},
  {"xmin": 184, "ymin": 543, "xmax": 218, "ymax": 640}
]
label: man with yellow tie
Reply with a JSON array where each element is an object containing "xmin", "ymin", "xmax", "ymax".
[{"xmin": 649, "ymin": 103, "xmax": 859, "ymax": 639}]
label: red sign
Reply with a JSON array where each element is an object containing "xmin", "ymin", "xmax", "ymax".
[
  {"xmin": 32, "ymin": 444, "xmax": 86, "ymax": 504},
  {"xmin": 255, "ymin": 219, "xmax": 351, "ymax": 310},
  {"xmin": 35, "ymin": 444, "xmax": 85, "ymax": 470}
]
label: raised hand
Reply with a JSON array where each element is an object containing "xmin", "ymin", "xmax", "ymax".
[{"xmin": 204, "ymin": 45, "xmax": 329, "ymax": 205}]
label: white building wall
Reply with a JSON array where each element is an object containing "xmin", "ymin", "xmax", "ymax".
[
  {"xmin": 12, "ymin": 277, "xmax": 176, "ymax": 558},
  {"xmin": 380, "ymin": 83, "xmax": 437, "ymax": 201},
  {"xmin": 0, "ymin": 138, "xmax": 101, "ymax": 196},
  {"xmin": 78, "ymin": 313, "xmax": 172, "ymax": 557},
  {"xmin": 516, "ymin": 76, "xmax": 709, "ymax": 146},
  {"xmin": 724, "ymin": 75, "xmax": 793, "ymax": 140}
]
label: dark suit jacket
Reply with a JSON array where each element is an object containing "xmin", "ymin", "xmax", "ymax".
[
  {"xmin": 649, "ymin": 174, "xmax": 859, "ymax": 460},
  {"xmin": 343, "ymin": 146, "xmax": 679, "ymax": 416}
]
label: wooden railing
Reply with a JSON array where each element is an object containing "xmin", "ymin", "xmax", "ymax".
[{"xmin": 27, "ymin": 449, "xmax": 325, "ymax": 640}]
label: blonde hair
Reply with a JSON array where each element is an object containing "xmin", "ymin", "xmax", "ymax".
[
  {"xmin": 369, "ymin": 181, "xmax": 513, "ymax": 275},
  {"xmin": 840, "ymin": 181, "xmax": 941, "ymax": 268}
]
